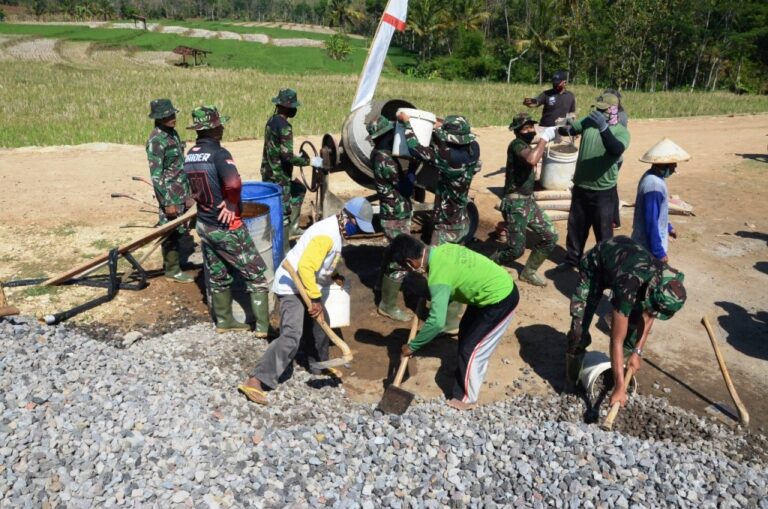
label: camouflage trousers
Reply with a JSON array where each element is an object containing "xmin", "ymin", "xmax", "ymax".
[
  {"xmin": 157, "ymin": 204, "xmax": 194, "ymax": 254},
  {"xmin": 381, "ymin": 215, "xmax": 413, "ymax": 283},
  {"xmin": 568, "ymin": 265, "xmax": 643, "ymax": 358},
  {"xmin": 431, "ymin": 215, "xmax": 470, "ymax": 246},
  {"xmin": 197, "ymin": 222, "xmax": 268, "ymax": 294},
  {"xmin": 495, "ymin": 196, "xmax": 558, "ymax": 263},
  {"xmin": 262, "ymin": 171, "xmax": 306, "ymax": 219}
]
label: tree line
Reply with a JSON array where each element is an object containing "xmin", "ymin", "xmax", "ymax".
[{"xmin": 10, "ymin": 0, "xmax": 768, "ymax": 94}]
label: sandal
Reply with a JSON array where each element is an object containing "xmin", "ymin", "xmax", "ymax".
[
  {"xmin": 321, "ymin": 367, "xmax": 343, "ymax": 380},
  {"xmin": 446, "ymin": 398, "xmax": 477, "ymax": 411},
  {"xmin": 238, "ymin": 384, "xmax": 269, "ymax": 406}
]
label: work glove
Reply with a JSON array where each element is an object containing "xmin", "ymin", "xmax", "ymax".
[
  {"xmin": 164, "ymin": 204, "xmax": 179, "ymax": 219},
  {"xmin": 299, "ymin": 149, "xmax": 310, "ymax": 166},
  {"xmin": 539, "ymin": 126, "xmax": 558, "ymax": 143},
  {"xmin": 588, "ymin": 110, "xmax": 608, "ymax": 132},
  {"xmin": 397, "ymin": 171, "xmax": 417, "ymax": 198}
]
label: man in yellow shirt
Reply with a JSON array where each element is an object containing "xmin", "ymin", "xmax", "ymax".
[{"xmin": 237, "ymin": 198, "xmax": 374, "ymax": 405}]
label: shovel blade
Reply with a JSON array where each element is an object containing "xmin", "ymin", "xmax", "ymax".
[{"xmin": 376, "ymin": 385, "xmax": 415, "ymax": 415}]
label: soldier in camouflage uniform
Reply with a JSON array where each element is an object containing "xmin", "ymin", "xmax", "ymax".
[
  {"xmin": 184, "ymin": 105, "xmax": 270, "ymax": 337},
  {"xmin": 567, "ymin": 236, "xmax": 686, "ymax": 407},
  {"xmin": 260, "ymin": 88, "xmax": 310, "ymax": 248},
  {"xmin": 367, "ymin": 116, "xmax": 414, "ymax": 322},
  {"xmin": 490, "ymin": 113, "xmax": 559, "ymax": 286},
  {"xmin": 146, "ymin": 98, "xmax": 195, "ymax": 283},
  {"xmin": 397, "ymin": 111, "xmax": 481, "ymax": 333}
]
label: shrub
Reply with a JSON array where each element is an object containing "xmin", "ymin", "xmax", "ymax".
[{"xmin": 325, "ymin": 33, "xmax": 351, "ymax": 61}]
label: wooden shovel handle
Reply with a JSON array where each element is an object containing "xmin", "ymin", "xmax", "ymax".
[
  {"xmin": 702, "ymin": 316, "xmax": 750, "ymax": 426},
  {"xmin": 281, "ymin": 260, "xmax": 352, "ymax": 358},
  {"xmin": 393, "ymin": 302, "xmax": 422, "ymax": 387},
  {"xmin": 601, "ymin": 365, "xmax": 635, "ymax": 430}
]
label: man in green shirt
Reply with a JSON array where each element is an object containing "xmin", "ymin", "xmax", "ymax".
[
  {"xmin": 491, "ymin": 113, "xmax": 559, "ymax": 286},
  {"xmin": 556, "ymin": 93, "xmax": 631, "ymax": 269},
  {"xmin": 391, "ymin": 234, "xmax": 520, "ymax": 410}
]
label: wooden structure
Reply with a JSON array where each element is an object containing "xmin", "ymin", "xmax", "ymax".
[
  {"xmin": 173, "ymin": 45, "xmax": 211, "ymax": 67},
  {"xmin": 131, "ymin": 15, "xmax": 147, "ymax": 30}
]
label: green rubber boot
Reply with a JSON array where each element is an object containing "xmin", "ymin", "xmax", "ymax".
[
  {"xmin": 377, "ymin": 275, "xmax": 412, "ymax": 322},
  {"xmin": 250, "ymin": 291, "xmax": 270, "ymax": 338},
  {"xmin": 162, "ymin": 247, "xmax": 195, "ymax": 283},
  {"xmin": 288, "ymin": 202, "xmax": 305, "ymax": 239},
  {"xmin": 519, "ymin": 249, "xmax": 550, "ymax": 287},
  {"xmin": 443, "ymin": 301, "xmax": 465, "ymax": 335},
  {"xmin": 564, "ymin": 352, "xmax": 585, "ymax": 393},
  {"xmin": 212, "ymin": 290, "xmax": 249, "ymax": 333}
]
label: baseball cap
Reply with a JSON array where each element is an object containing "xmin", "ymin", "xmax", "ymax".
[{"xmin": 344, "ymin": 197, "xmax": 374, "ymax": 233}]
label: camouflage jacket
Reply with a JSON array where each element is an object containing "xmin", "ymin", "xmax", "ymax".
[
  {"xmin": 403, "ymin": 121, "xmax": 480, "ymax": 225},
  {"xmin": 373, "ymin": 149, "xmax": 412, "ymax": 220},
  {"xmin": 571, "ymin": 236, "xmax": 665, "ymax": 319},
  {"xmin": 504, "ymin": 138, "xmax": 536, "ymax": 196},
  {"xmin": 260, "ymin": 114, "xmax": 306, "ymax": 184},
  {"xmin": 146, "ymin": 125, "xmax": 190, "ymax": 208}
]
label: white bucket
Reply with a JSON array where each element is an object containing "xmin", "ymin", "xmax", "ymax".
[
  {"xmin": 579, "ymin": 351, "xmax": 638, "ymax": 401},
  {"xmin": 321, "ymin": 281, "xmax": 351, "ymax": 328},
  {"xmin": 541, "ymin": 143, "xmax": 578, "ymax": 191},
  {"xmin": 393, "ymin": 108, "xmax": 436, "ymax": 156}
]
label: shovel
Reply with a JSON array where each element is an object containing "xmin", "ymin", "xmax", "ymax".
[
  {"xmin": 376, "ymin": 310, "xmax": 421, "ymax": 415},
  {"xmin": 280, "ymin": 260, "xmax": 353, "ymax": 371},
  {"xmin": 600, "ymin": 365, "xmax": 635, "ymax": 431}
]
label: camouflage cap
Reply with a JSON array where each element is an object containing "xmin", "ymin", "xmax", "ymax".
[
  {"xmin": 272, "ymin": 88, "xmax": 301, "ymax": 108},
  {"xmin": 148, "ymin": 98, "xmax": 179, "ymax": 120},
  {"xmin": 646, "ymin": 268, "xmax": 686, "ymax": 321},
  {"xmin": 366, "ymin": 116, "xmax": 394, "ymax": 140},
  {"xmin": 593, "ymin": 93, "xmax": 620, "ymax": 111},
  {"xmin": 508, "ymin": 112, "xmax": 537, "ymax": 132},
  {"xmin": 434, "ymin": 115, "xmax": 475, "ymax": 145},
  {"xmin": 186, "ymin": 105, "xmax": 229, "ymax": 131}
]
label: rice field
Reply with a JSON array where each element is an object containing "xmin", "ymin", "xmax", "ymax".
[{"xmin": 1, "ymin": 39, "xmax": 767, "ymax": 147}]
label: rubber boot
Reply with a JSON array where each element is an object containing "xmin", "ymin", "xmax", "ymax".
[
  {"xmin": 288, "ymin": 202, "xmax": 305, "ymax": 239},
  {"xmin": 377, "ymin": 275, "xmax": 411, "ymax": 322},
  {"xmin": 443, "ymin": 301, "xmax": 464, "ymax": 335},
  {"xmin": 564, "ymin": 352, "xmax": 585, "ymax": 393},
  {"xmin": 162, "ymin": 247, "xmax": 195, "ymax": 283},
  {"xmin": 212, "ymin": 290, "xmax": 250, "ymax": 333},
  {"xmin": 519, "ymin": 249, "xmax": 549, "ymax": 287},
  {"xmin": 250, "ymin": 291, "xmax": 270, "ymax": 338}
]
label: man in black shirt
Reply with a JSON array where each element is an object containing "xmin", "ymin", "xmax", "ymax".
[{"xmin": 523, "ymin": 70, "xmax": 576, "ymax": 127}]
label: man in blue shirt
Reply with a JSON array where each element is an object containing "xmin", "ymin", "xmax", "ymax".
[{"xmin": 631, "ymin": 138, "xmax": 691, "ymax": 262}]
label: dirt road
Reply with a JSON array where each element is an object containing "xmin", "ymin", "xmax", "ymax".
[{"xmin": 1, "ymin": 115, "xmax": 766, "ymax": 431}]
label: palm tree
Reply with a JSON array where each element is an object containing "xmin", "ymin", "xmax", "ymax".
[
  {"xmin": 407, "ymin": 0, "xmax": 447, "ymax": 60},
  {"xmin": 512, "ymin": 0, "xmax": 567, "ymax": 84},
  {"xmin": 325, "ymin": 0, "xmax": 365, "ymax": 32}
]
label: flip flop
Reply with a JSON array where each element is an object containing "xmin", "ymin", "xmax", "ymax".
[
  {"xmin": 322, "ymin": 367, "xmax": 343, "ymax": 380},
  {"xmin": 238, "ymin": 384, "xmax": 268, "ymax": 406},
  {"xmin": 446, "ymin": 398, "xmax": 476, "ymax": 411}
]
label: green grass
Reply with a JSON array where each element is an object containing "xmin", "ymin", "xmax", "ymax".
[
  {"xmin": 22, "ymin": 285, "xmax": 58, "ymax": 297},
  {"xmin": 50, "ymin": 223, "xmax": 78, "ymax": 237},
  {"xmin": 90, "ymin": 239, "xmax": 115, "ymax": 250}
]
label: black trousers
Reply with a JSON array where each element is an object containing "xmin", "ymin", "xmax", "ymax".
[{"xmin": 564, "ymin": 185, "xmax": 615, "ymax": 266}]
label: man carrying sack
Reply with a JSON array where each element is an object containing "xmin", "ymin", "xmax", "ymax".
[
  {"xmin": 391, "ymin": 234, "xmax": 520, "ymax": 411},
  {"xmin": 183, "ymin": 105, "xmax": 270, "ymax": 336},
  {"xmin": 566, "ymin": 236, "xmax": 687, "ymax": 407},
  {"xmin": 238, "ymin": 198, "xmax": 375, "ymax": 406},
  {"xmin": 146, "ymin": 98, "xmax": 195, "ymax": 283}
]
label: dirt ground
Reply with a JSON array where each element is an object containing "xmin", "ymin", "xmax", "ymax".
[{"xmin": 1, "ymin": 115, "xmax": 767, "ymax": 433}]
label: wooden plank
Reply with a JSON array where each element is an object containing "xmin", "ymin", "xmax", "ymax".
[
  {"xmin": 0, "ymin": 305, "xmax": 20, "ymax": 318},
  {"xmin": 43, "ymin": 209, "xmax": 197, "ymax": 286}
]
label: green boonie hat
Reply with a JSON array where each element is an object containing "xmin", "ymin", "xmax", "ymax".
[
  {"xmin": 646, "ymin": 268, "xmax": 686, "ymax": 320},
  {"xmin": 186, "ymin": 105, "xmax": 229, "ymax": 131},
  {"xmin": 435, "ymin": 115, "xmax": 475, "ymax": 145},
  {"xmin": 508, "ymin": 112, "xmax": 537, "ymax": 132},
  {"xmin": 366, "ymin": 116, "xmax": 394, "ymax": 139},
  {"xmin": 272, "ymin": 88, "xmax": 301, "ymax": 108},
  {"xmin": 593, "ymin": 93, "xmax": 620, "ymax": 110},
  {"xmin": 148, "ymin": 98, "xmax": 178, "ymax": 120}
]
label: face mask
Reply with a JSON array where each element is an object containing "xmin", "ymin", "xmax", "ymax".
[
  {"xmin": 519, "ymin": 131, "xmax": 536, "ymax": 144},
  {"xmin": 555, "ymin": 83, "xmax": 565, "ymax": 92},
  {"xmin": 344, "ymin": 220, "xmax": 360, "ymax": 237},
  {"xmin": 285, "ymin": 108, "xmax": 297, "ymax": 118},
  {"xmin": 662, "ymin": 166, "xmax": 675, "ymax": 178}
]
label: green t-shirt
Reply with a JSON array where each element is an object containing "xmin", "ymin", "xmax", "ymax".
[
  {"xmin": 409, "ymin": 244, "xmax": 514, "ymax": 351},
  {"xmin": 570, "ymin": 118, "xmax": 630, "ymax": 191},
  {"xmin": 504, "ymin": 138, "xmax": 536, "ymax": 195}
]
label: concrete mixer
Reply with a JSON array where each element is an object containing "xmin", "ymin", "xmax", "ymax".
[{"xmin": 306, "ymin": 99, "xmax": 480, "ymax": 244}]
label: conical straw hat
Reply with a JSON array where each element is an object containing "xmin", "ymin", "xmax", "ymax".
[{"xmin": 639, "ymin": 138, "xmax": 691, "ymax": 164}]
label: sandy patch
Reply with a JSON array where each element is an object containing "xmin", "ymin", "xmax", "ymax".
[
  {"xmin": 217, "ymin": 31, "xmax": 242, "ymax": 40},
  {"xmin": 185, "ymin": 28, "xmax": 218, "ymax": 39},
  {"xmin": 158, "ymin": 25, "xmax": 188, "ymax": 34},
  {"xmin": 242, "ymin": 34, "xmax": 269, "ymax": 44},
  {"xmin": 271, "ymin": 38, "xmax": 324, "ymax": 48},
  {"xmin": 0, "ymin": 38, "xmax": 62, "ymax": 63}
]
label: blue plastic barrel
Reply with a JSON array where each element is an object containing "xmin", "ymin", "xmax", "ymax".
[{"xmin": 242, "ymin": 182, "xmax": 283, "ymax": 271}]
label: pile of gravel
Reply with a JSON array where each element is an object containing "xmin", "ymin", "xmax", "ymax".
[{"xmin": 1, "ymin": 316, "xmax": 766, "ymax": 508}]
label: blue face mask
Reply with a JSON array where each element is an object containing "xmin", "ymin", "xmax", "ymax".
[{"xmin": 344, "ymin": 220, "xmax": 360, "ymax": 237}]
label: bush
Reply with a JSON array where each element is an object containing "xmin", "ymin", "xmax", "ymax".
[
  {"xmin": 0, "ymin": 8, "xmax": 5, "ymax": 22},
  {"xmin": 325, "ymin": 33, "xmax": 351, "ymax": 61},
  {"xmin": 408, "ymin": 55, "xmax": 503, "ymax": 81}
]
